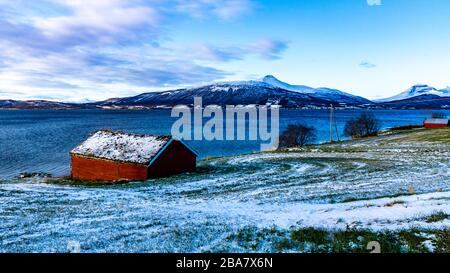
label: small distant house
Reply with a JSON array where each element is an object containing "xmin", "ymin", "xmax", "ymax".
[
  {"xmin": 70, "ymin": 130, "xmax": 198, "ymax": 182},
  {"xmin": 423, "ymin": 118, "xmax": 449, "ymax": 129}
]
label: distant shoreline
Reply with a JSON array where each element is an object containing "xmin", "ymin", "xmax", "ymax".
[{"xmin": 1, "ymin": 106, "xmax": 450, "ymax": 111}]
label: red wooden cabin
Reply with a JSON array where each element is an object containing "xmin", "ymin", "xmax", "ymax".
[
  {"xmin": 71, "ymin": 130, "xmax": 197, "ymax": 182},
  {"xmin": 423, "ymin": 118, "xmax": 449, "ymax": 129}
]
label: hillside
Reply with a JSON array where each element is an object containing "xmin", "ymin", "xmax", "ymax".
[
  {"xmin": 0, "ymin": 100, "xmax": 94, "ymax": 110},
  {"xmin": 376, "ymin": 94, "xmax": 450, "ymax": 109}
]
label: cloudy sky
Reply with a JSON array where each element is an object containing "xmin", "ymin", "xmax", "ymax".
[{"xmin": 0, "ymin": 0, "xmax": 449, "ymax": 101}]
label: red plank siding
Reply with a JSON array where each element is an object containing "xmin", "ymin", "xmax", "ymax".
[
  {"xmin": 71, "ymin": 155, "xmax": 148, "ymax": 182},
  {"xmin": 424, "ymin": 123, "xmax": 448, "ymax": 129}
]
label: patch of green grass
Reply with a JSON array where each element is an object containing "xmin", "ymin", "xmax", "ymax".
[
  {"xmin": 425, "ymin": 212, "xmax": 449, "ymax": 223},
  {"xmin": 342, "ymin": 193, "xmax": 415, "ymax": 203},
  {"xmin": 388, "ymin": 125, "xmax": 423, "ymax": 131},
  {"xmin": 229, "ymin": 226, "xmax": 450, "ymax": 253},
  {"xmin": 331, "ymin": 229, "xmax": 402, "ymax": 253},
  {"xmin": 290, "ymin": 227, "xmax": 329, "ymax": 247},
  {"xmin": 384, "ymin": 200, "xmax": 406, "ymax": 207},
  {"xmin": 228, "ymin": 226, "xmax": 287, "ymax": 251},
  {"xmin": 44, "ymin": 177, "xmax": 119, "ymax": 186},
  {"xmin": 434, "ymin": 230, "xmax": 450, "ymax": 253},
  {"xmin": 388, "ymin": 127, "xmax": 450, "ymax": 143},
  {"xmin": 397, "ymin": 229, "xmax": 429, "ymax": 253}
]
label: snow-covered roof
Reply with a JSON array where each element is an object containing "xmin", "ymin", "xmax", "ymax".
[
  {"xmin": 71, "ymin": 130, "xmax": 172, "ymax": 164},
  {"xmin": 424, "ymin": 118, "xmax": 449, "ymax": 124}
]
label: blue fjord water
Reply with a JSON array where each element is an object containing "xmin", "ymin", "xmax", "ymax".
[{"xmin": 0, "ymin": 109, "xmax": 446, "ymax": 179}]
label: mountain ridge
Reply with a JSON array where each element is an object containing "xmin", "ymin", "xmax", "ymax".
[
  {"xmin": 96, "ymin": 75, "xmax": 372, "ymax": 109},
  {"xmin": 1, "ymin": 76, "xmax": 449, "ymax": 110},
  {"xmin": 376, "ymin": 84, "xmax": 450, "ymax": 102}
]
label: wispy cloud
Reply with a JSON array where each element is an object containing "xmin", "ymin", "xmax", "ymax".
[
  {"xmin": 0, "ymin": 0, "xmax": 289, "ymax": 101},
  {"xmin": 0, "ymin": 0, "xmax": 165, "ymax": 56},
  {"xmin": 360, "ymin": 61, "xmax": 377, "ymax": 68},
  {"xmin": 185, "ymin": 39, "xmax": 289, "ymax": 62},
  {"xmin": 33, "ymin": 0, "xmax": 160, "ymax": 45},
  {"xmin": 248, "ymin": 39, "xmax": 289, "ymax": 60},
  {"xmin": 175, "ymin": 0, "xmax": 253, "ymax": 20},
  {"xmin": 185, "ymin": 44, "xmax": 246, "ymax": 62},
  {"xmin": 367, "ymin": 0, "xmax": 382, "ymax": 6}
]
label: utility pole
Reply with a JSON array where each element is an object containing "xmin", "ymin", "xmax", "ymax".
[{"xmin": 330, "ymin": 104, "xmax": 333, "ymax": 143}]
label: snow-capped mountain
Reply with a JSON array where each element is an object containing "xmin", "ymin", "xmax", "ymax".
[
  {"xmin": 261, "ymin": 75, "xmax": 315, "ymax": 93},
  {"xmin": 377, "ymin": 84, "xmax": 450, "ymax": 102},
  {"xmin": 261, "ymin": 75, "xmax": 371, "ymax": 104},
  {"xmin": 97, "ymin": 75, "xmax": 372, "ymax": 108},
  {"xmin": 0, "ymin": 99, "xmax": 93, "ymax": 110},
  {"xmin": 98, "ymin": 82, "xmax": 333, "ymax": 109},
  {"xmin": 439, "ymin": 86, "xmax": 450, "ymax": 95},
  {"xmin": 376, "ymin": 94, "xmax": 450, "ymax": 110}
]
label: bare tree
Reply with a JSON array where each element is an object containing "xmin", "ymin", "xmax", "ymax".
[
  {"xmin": 344, "ymin": 113, "xmax": 381, "ymax": 138},
  {"xmin": 432, "ymin": 112, "xmax": 447, "ymax": 119},
  {"xmin": 279, "ymin": 124, "xmax": 317, "ymax": 148}
]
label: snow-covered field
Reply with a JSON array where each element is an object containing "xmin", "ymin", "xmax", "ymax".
[{"xmin": 0, "ymin": 128, "xmax": 448, "ymax": 252}]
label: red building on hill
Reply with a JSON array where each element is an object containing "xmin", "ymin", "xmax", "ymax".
[
  {"xmin": 71, "ymin": 130, "xmax": 197, "ymax": 182},
  {"xmin": 423, "ymin": 118, "xmax": 449, "ymax": 129}
]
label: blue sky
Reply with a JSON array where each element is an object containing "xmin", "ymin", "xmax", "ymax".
[{"xmin": 0, "ymin": 0, "xmax": 449, "ymax": 101}]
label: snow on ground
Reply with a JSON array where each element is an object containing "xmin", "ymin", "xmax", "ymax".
[
  {"xmin": 0, "ymin": 128, "xmax": 449, "ymax": 252},
  {"xmin": 259, "ymin": 192, "xmax": 450, "ymax": 230}
]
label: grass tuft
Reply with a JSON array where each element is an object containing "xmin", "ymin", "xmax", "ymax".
[
  {"xmin": 425, "ymin": 212, "xmax": 449, "ymax": 223},
  {"xmin": 229, "ymin": 226, "xmax": 450, "ymax": 253}
]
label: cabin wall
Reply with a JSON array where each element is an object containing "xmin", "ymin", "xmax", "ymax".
[
  {"xmin": 424, "ymin": 123, "xmax": 447, "ymax": 129},
  {"xmin": 71, "ymin": 155, "xmax": 148, "ymax": 181},
  {"xmin": 147, "ymin": 140, "xmax": 196, "ymax": 178}
]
